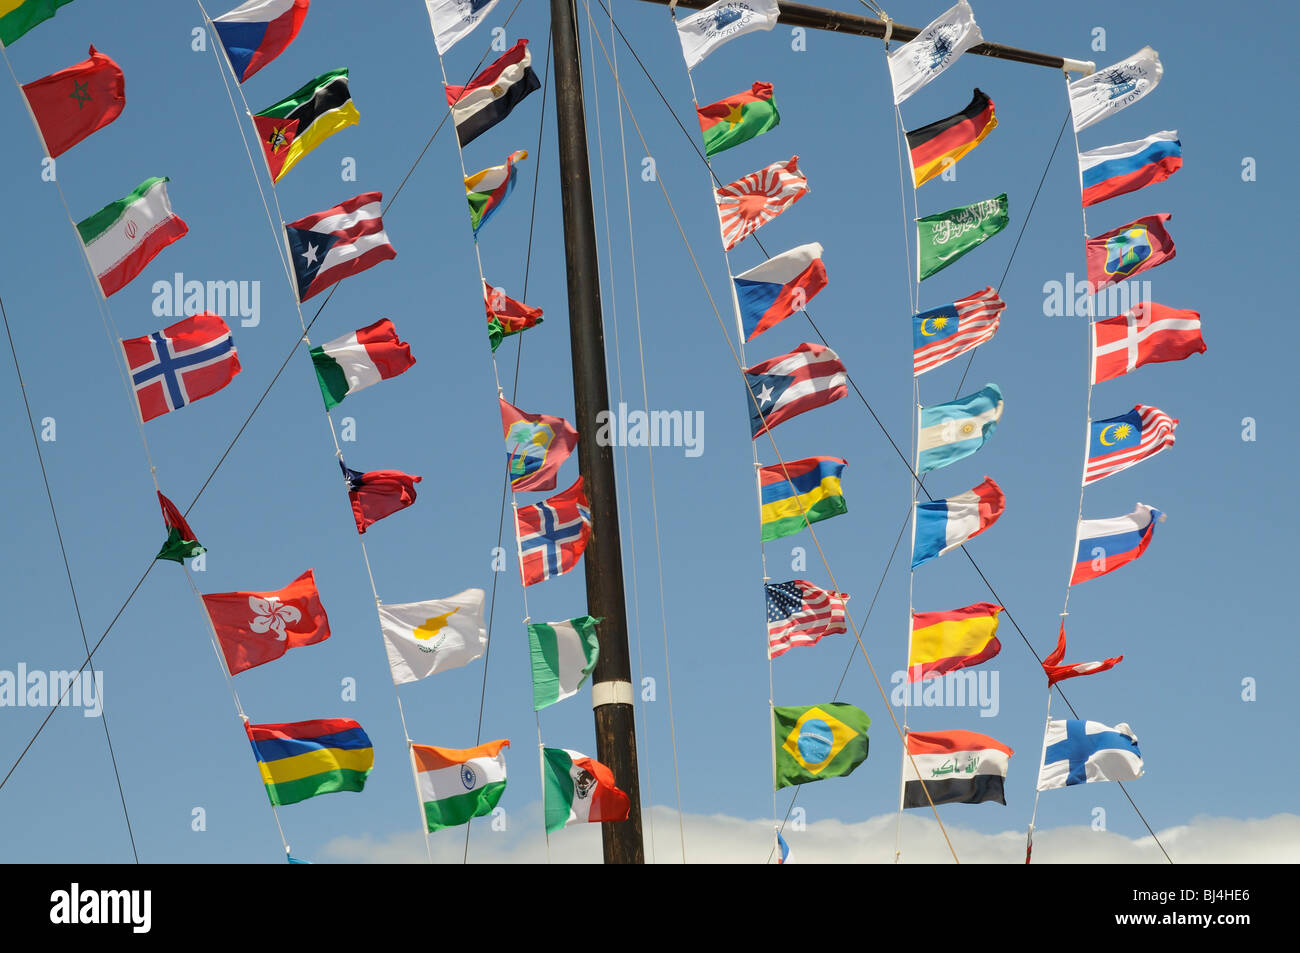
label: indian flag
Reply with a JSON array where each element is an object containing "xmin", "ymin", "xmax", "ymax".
[
  {"xmin": 309, "ymin": 318, "xmax": 415, "ymax": 409},
  {"xmin": 412, "ymin": 739, "xmax": 508, "ymax": 832},
  {"xmin": 542, "ymin": 748, "xmax": 630, "ymax": 833},
  {"xmin": 76, "ymin": 177, "xmax": 189, "ymax": 297},
  {"xmin": 0, "ymin": 0, "xmax": 73, "ymax": 46},
  {"xmin": 527, "ymin": 616, "xmax": 600, "ymax": 711}
]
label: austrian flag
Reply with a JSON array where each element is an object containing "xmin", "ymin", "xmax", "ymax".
[
  {"xmin": 123, "ymin": 313, "xmax": 241, "ymax": 422},
  {"xmin": 515, "ymin": 476, "xmax": 593, "ymax": 586}
]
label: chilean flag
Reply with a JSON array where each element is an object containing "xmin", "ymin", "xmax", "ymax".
[
  {"xmin": 341, "ymin": 462, "xmax": 422, "ymax": 535},
  {"xmin": 1071, "ymin": 503, "xmax": 1163, "ymax": 585},
  {"xmin": 213, "ymin": 0, "xmax": 310, "ymax": 83},
  {"xmin": 1079, "ymin": 131, "xmax": 1181, "ymax": 208},
  {"xmin": 744, "ymin": 342, "xmax": 847, "ymax": 439},
  {"xmin": 912, "ymin": 477, "xmax": 1005, "ymax": 569},
  {"xmin": 733, "ymin": 243, "xmax": 828, "ymax": 340}
]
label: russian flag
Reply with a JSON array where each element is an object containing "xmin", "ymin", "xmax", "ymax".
[
  {"xmin": 213, "ymin": 0, "xmax": 310, "ymax": 84},
  {"xmin": 1070, "ymin": 503, "xmax": 1163, "ymax": 585},
  {"xmin": 912, "ymin": 477, "xmax": 1005, "ymax": 569},
  {"xmin": 1079, "ymin": 130, "xmax": 1181, "ymax": 208},
  {"xmin": 733, "ymin": 243, "xmax": 828, "ymax": 341}
]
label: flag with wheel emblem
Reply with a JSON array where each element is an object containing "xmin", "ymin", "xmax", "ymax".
[
  {"xmin": 715, "ymin": 156, "xmax": 809, "ymax": 251},
  {"xmin": 285, "ymin": 192, "xmax": 395, "ymax": 302},
  {"xmin": 122, "ymin": 313, "xmax": 241, "ymax": 422},
  {"xmin": 515, "ymin": 476, "xmax": 592, "ymax": 586},
  {"xmin": 773, "ymin": 702, "xmax": 870, "ymax": 789}
]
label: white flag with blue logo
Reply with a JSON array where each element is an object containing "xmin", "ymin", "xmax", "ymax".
[
  {"xmin": 887, "ymin": 1, "xmax": 983, "ymax": 105},
  {"xmin": 425, "ymin": 0, "xmax": 502, "ymax": 55},
  {"xmin": 917, "ymin": 383, "xmax": 1003, "ymax": 474},
  {"xmin": 1036, "ymin": 719, "xmax": 1143, "ymax": 791},
  {"xmin": 1069, "ymin": 47, "xmax": 1163, "ymax": 133},
  {"xmin": 675, "ymin": 0, "xmax": 780, "ymax": 71}
]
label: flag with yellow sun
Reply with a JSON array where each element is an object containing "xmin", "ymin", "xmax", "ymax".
[
  {"xmin": 379, "ymin": 588, "xmax": 487, "ymax": 685},
  {"xmin": 697, "ymin": 81, "xmax": 780, "ymax": 158}
]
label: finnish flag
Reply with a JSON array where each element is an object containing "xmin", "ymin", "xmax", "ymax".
[{"xmin": 1036, "ymin": 719, "xmax": 1143, "ymax": 791}]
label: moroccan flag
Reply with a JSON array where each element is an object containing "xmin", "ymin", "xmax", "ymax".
[
  {"xmin": 906, "ymin": 88, "xmax": 997, "ymax": 187},
  {"xmin": 697, "ymin": 81, "xmax": 780, "ymax": 158},
  {"xmin": 22, "ymin": 45, "xmax": 124, "ymax": 158},
  {"xmin": 156, "ymin": 490, "xmax": 204, "ymax": 563},
  {"xmin": 254, "ymin": 68, "xmax": 359, "ymax": 183},
  {"xmin": 446, "ymin": 38, "xmax": 541, "ymax": 146},
  {"xmin": 917, "ymin": 193, "xmax": 1008, "ymax": 281},
  {"xmin": 543, "ymin": 748, "xmax": 630, "ymax": 833},
  {"xmin": 1042, "ymin": 622, "xmax": 1123, "ymax": 685},
  {"xmin": 773, "ymin": 703, "xmax": 870, "ymax": 789},
  {"xmin": 484, "ymin": 279, "xmax": 543, "ymax": 351},
  {"xmin": 246, "ymin": 718, "xmax": 372, "ymax": 806},
  {"xmin": 412, "ymin": 740, "xmax": 508, "ymax": 832},
  {"xmin": 716, "ymin": 156, "xmax": 809, "ymax": 251},
  {"xmin": 1086, "ymin": 213, "xmax": 1176, "ymax": 292},
  {"xmin": 501, "ymin": 397, "xmax": 578, "ymax": 493},
  {"xmin": 341, "ymin": 462, "xmax": 421, "ymax": 534},
  {"xmin": 908, "ymin": 602, "xmax": 1002, "ymax": 681},
  {"xmin": 380, "ymin": 589, "xmax": 486, "ymax": 685},
  {"xmin": 310, "ymin": 318, "xmax": 415, "ymax": 409},
  {"xmin": 758, "ymin": 456, "xmax": 848, "ymax": 541},
  {"xmin": 902, "ymin": 730, "xmax": 1012, "ymax": 808},
  {"xmin": 745, "ymin": 343, "xmax": 847, "ymax": 438},
  {"xmin": 1091, "ymin": 302, "xmax": 1204, "ymax": 384},
  {"xmin": 0, "ymin": 0, "xmax": 73, "ymax": 46},
  {"xmin": 77, "ymin": 177, "xmax": 188, "ymax": 296},
  {"xmin": 466, "ymin": 150, "xmax": 527, "ymax": 233},
  {"xmin": 286, "ymin": 192, "xmax": 395, "ymax": 302},
  {"xmin": 515, "ymin": 476, "xmax": 592, "ymax": 586},
  {"xmin": 202, "ymin": 570, "xmax": 331, "ymax": 676},
  {"xmin": 528, "ymin": 617, "xmax": 600, "ymax": 710},
  {"xmin": 213, "ymin": 0, "xmax": 309, "ymax": 83},
  {"xmin": 123, "ymin": 313, "xmax": 241, "ymax": 422}
]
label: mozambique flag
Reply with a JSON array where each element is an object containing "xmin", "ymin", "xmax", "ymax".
[
  {"xmin": 253, "ymin": 68, "xmax": 360, "ymax": 183},
  {"xmin": 774, "ymin": 703, "xmax": 870, "ymax": 789},
  {"xmin": 906, "ymin": 89, "xmax": 997, "ymax": 187},
  {"xmin": 246, "ymin": 718, "xmax": 373, "ymax": 806},
  {"xmin": 759, "ymin": 456, "xmax": 847, "ymax": 542},
  {"xmin": 697, "ymin": 81, "xmax": 780, "ymax": 158}
]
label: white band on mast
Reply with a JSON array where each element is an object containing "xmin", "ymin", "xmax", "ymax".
[{"xmin": 592, "ymin": 680, "xmax": 635, "ymax": 707}]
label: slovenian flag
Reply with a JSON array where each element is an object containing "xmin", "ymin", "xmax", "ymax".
[
  {"xmin": 466, "ymin": 150, "xmax": 527, "ymax": 233},
  {"xmin": 913, "ymin": 477, "xmax": 1005, "ymax": 569},
  {"xmin": 1070, "ymin": 503, "xmax": 1163, "ymax": 585},
  {"xmin": 733, "ymin": 243, "xmax": 828, "ymax": 341},
  {"xmin": 917, "ymin": 383, "xmax": 1003, "ymax": 474},
  {"xmin": 1079, "ymin": 130, "xmax": 1182, "ymax": 207},
  {"xmin": 745, "ymin": 342, "xmax": 847, "ymax": 438},
  {"xmin": 212, "ymin": 0, "xmax": 309, "ymax": 83}
]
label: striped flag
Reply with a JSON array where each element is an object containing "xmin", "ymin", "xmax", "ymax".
[
  {"xmin": 212, "ymin": 0, "xmax": 309, "ymax": 83},
  {"xmin": 917, "ymin": 383, "xmax": 1003, "ymax": 474},
  {"xmin": 77, "ymin": 177, "xmax": 189, "ymax": 297},
  {"xmin": 411, "ymin": 740, "xmax": 508, "ymax": 832},
  {"xmin": 465, "ymin": 149, "xmax": 527, "ymax": 233},
  {"xmin": 1084, "ymin": 405, "xmax": 1177, "ymax": 485},
  {"xmin": 246, "ymin": 718, "xmax": 372, "ymax": 806},
  {"xmin": 913, "ymin": 287, "xmax": 1004, "ymax": 375},
  {"xmin": 1071, "ymin": 503, "xmax": 1163, "ymax": 585},
  {"xmin": 1091, "ymin": 302, "xmax": 1205, "ymax": 384},
  {"xmin": 912, "ymin": 476, "xmax": 1005, "ymax": 569},
  {"xmin": 542, "ymin": 748, "xmax": 629, "ymax": 833},
  {"xmin": 759, "ymin": 457, "xmax": 848, "ymax": 541},
  {"xmin": 745, "ymin": 342, "xmax": 847, "ymax": 438},
  {"xmin": 906, "ymin": 88, "xmax": 997, "ymax": 187},
  {"xmin": 903, "ymin": 730, "xmax": 1012, "ymax": 808},
  {"xmin": 253, "ymin": 69, "xmax": 360, "ymax": 183},
  {"xmin": 716, "ymin": 156, "xmax": 809, "ymax": 251},
  {"xmin": 1079, "ymin": 130, "xmax": 1182, "ymax": 207},
  {"xmin": 528, "ymin": 617, "xmax": 600, "ymax": 710},
  {"xmin": 446, "ymin": 39, "xmax": 541, "ymax": 146},
  {"xmin": 908, "ymin": 603, "xmax": 1002, "ymax": 681},
  {"xmin": 285, "ymin": 192, "xmax": 396, "ymax": 302},
  {"xmin": 765, "ymin": 579, "xmax": 849, "ymax": 659},
  {"xmin": 310, "ymin": 318, "xmax": 415, "ymax": 409}
]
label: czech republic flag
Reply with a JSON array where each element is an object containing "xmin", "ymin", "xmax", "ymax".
[{"xmin": 213, "ymin": 0, "xmax": 309, "ymax": 83}]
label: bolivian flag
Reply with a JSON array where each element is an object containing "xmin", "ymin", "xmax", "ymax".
[
  {"xmin": 246, "ymin": 718, "xmax": 373, "ymax": 806},
  {"xmin": 759, "ymin": 456, "xmax": 848, "ymax": 542},
  {"xmin": 254, "ymin": 68, "xmax": 360, "ymax": 183},
  {"xmin": 697, "ymin": 81, "xmax": 780, "ymax": 158},
  {"xmin": 908, "ymin": 602, "xmax": 1002, "ymax": 681},
  {"xmin": 906, "ymin": 88, "xmax": 997, "ymax": 188}
]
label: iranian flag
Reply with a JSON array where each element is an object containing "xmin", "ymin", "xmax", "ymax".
[
  {"xmin": 542, "ymin": 748, "xmax": 630, "ymax": 833},
  {"xmin": 309, "ymin": 318, "xmax": 415, "ymax": 409},
  {"xmin": 412, "ymin": 740, "xmax": 509, "ymax": 833},
  {"xmin": 77, "ymin": 177, "xmax": 188, "ymax": 296}
]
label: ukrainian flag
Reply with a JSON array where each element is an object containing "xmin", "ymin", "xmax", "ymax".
[
  {"xmin": 759, "ymin": 456, "xmax": 848, "ymax": 541},
  {"xmin": 246, "ymin": 717, "xmax": 373, "ymax": 806}
]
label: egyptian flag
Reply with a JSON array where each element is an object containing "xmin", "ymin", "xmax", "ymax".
[
  {"xmin": 697, "ymin": 81, "xmax": 780, "ymax": 158},
  {"xmin": 156, "ymin": 491, "xmax": 205, "ymax": 563},
  {"xmin": 484, "ymin": 279, "xmax": 543, "ymax": 351},
  {"xmin": 285, "ymin": 192, "xmax": 395, "ymax": 301},
  {"xmin": 903, "ymin": 730, "xmax": 1012, "ymax": 808},
  {"xmin": 733, "ymin": 243, "xmax": 827, "ymax": 341},
  {"xmin": 254, "ymin": 69, "xmax": 359, "ymax": 183},
  {"xmin": 906, "ymin": 88, "xmax": 997, "ymax": 187},
  {"xmin": 341, "ymin": 463, "xmax": 421, "ymax": 534},
  {"xmin": 446, "ymin": 39, "xmax": 541, "ymax": 147},
  {"xmin": 1042, "ymin": 622, "xmax": 1123, "ymax": 685},
  {"xmin": 22, "ymin": 46, "xmax": 124, "ymax": 158},
  {"xmin": 1086, "ymin": 213, "xmax": 1176, "ymax": 292}
]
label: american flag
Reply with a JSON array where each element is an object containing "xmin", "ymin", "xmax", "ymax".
[
  {"xmin": 1084, "ymin": 404, "xmax": 1177, "ymax": 485},
  {"xmin": 913, "ymin": 286, "xmax": 1004, "ymax": 375},
  {"xmin": 765, "ymin": 580, "xmax": 849, "ymax": 659},
  {"xmin": 716, "ymin": 156, "xmax": 809, "ymax": 252}
]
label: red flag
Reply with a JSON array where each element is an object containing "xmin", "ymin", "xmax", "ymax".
[
  {"xmin": 341, "ymin": 464, "xmax": 421, "ymax": 534},
  {"xmin": 1042, "ymin": 621, "xmax": 1122, "ymax": 686},
  {"xmin": 157, "ymin": 491, "xmax": 198, "ymax": 543},
  {"xmin": 715, "ymin": 156, "xmax": 809, "ymax": 251},
  {"xmin": 515, "ymin": 477, "xmax": 592, "ymax": 586},
  {"xmin": 202, "ymin": 570, "xmax": 331, "ymax": 675},
  {"xmin": 22, "ymin": 45, "xmax": 125, "ymax": 158},
  {"xmin": 500, "ymin": 397, "xmax": 577, "ymax": 493},
  {"xmin": 1085, "ymin": 213, "xmax": 1176, "ymax": 292},
  {"xmin": 1091, "ymin": 302, "xmax": 1206, "ymax": 384},
  {"xmin": 483, "ymin": 279, "xmax": 543, "ymax": 350},
  {"xmin": 122, "ymin": 313, "xmax": 241, "ymax": 422}
]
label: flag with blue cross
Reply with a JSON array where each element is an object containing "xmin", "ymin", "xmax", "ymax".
[
  {"xmin": 121, "ymin": 313, "xmax": 241, "ymax": 422},
  {"xmin": 514, "ymin": 476, "xmax": 592, "ymax": 587},
  {"xmin": 1036, "ymin": 718, "xmax": 1143, "ymax": 791}
]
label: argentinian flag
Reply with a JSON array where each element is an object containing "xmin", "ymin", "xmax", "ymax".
[{"xmin": 917, "ymin": 383, "xmax": 1004, "ymax": 474}]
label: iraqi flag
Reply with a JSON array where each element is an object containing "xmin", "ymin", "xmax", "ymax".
[
  {"xmin": 1042, "ymin": 621, "xmax": 1123, "ymax": 686},
  {"xmin": 501, "ymin": 397, "xmax": 578, "ymax": 493},
  {"xmin": 733, "ymin": 243, "xmax": 828, "ymax": 341},
  {"xmin": 913, "ymin": 287, "xmax": 1004, "ymax": 376},
  {"xmin": 22, "ymin": 45, "xmax": 124, "ymax": 158},
  {"xmin": 1084, "ymin": 404, "xmax": 1177, "ymax": 485},
  {"xmin": 212, "ymin": 0, "xmax": 309, "ymax": 83},
  {"xmin": 78, "ymin": 177, "xmax": 188, "ymax": 297},
  {"xmin": 1091, "ymin": 302, "xmax": 1204, "ymax": 384},
  {"xmin": 515, "ymin": 476, "xmax": 592, "ymax": 586},
  {"xmin": 1079, "ymin": 130, "xmax": 1182, "ymax": 207},
  {"xmin": 202, "ymin": 569, "xmax": 331, "ymax": 675},
  {"xmin": 912, "ymin": 476, "xmax": 1005, "ymax": 569},
  {"xmin": 1037, "ymin": 719, "xmax": 1143, "ymax": 790},
  {"xmin": 1086, "ymin": 213, "xmax": 1176, "ymax": 292},
  {"xmin": 716, "ymin": 156, "xmax": 809, "ymax": 251},
  {"xmin": 446, "ymin": 38, "xmax": 540, "ymax": 147},
  {"xmin": 542, "ymin": 748, "xmax": 630, "ymax": 833},
  {"xmin": 1071, "ymin": 502, "xmax": 1163, "ymax": 585},
  {"xmin": 902, "ymin": 730, "xmax": 1012, "ymax": 808},
  {"xmin": 745, "ymin": 342, "xmax": 847, "ymax": 439},
  {"xmin": 341, "ymin": 463, "xmax": 421, "ymax": 534},
  {"xmin": 310, "ymin": 318, "xmax": 415, "ymax": 409},
  {"xmin": 286, "ymin": 192, "xmax": 396, "ymax": 302},
  {"xmin": 123, "ymin": 313, "xmax": 241, "ymax": 422}
]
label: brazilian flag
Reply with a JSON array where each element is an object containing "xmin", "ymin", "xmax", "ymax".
[
  {"xmin": 774, "ymin": 703, "xmax": 870, "ymax": 789},
  {"xmin": 253, "ymin": 69, "xmax": 360, "ymax": 183}
]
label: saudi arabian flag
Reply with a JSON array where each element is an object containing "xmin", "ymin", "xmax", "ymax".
[
  {"xmin": 697, "ymin": 82, "xmax": 780, "ymax": 158},
  {"xmin": 0, "ymin": 0, "xmax": 74, "ymax": 46},
  {"xmin": 773, "ymin": 702, "xmax": 870, "ymax": 789},
  {"xmin": 77, "ymin": 177, "xmax": 188, "ymax": 297},
  {"xmin": 411, "ymin": 739, "xmax": 508, "ymax": 832},
  {"xmin": 528, "ymin": 616, "xmax": 600, "ymax": 711},
  {"xmin": 309, "ymin": 318, "xmax": 415, "ymax": 410},
  {"xmin": 917, "ymin": 193, "xmax": 1009, "ymax": 281}
]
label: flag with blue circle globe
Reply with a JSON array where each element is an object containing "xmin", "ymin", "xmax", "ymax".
[{"xmin": 773, "ymin": 703, "xmax": 871, "ymax": 790}]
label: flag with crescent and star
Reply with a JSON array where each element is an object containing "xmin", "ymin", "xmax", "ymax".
[
  {"xmin": 913, "ymin": 287, "xmax": 1004, "ymax": 375},
  {"xmin": 1084, "ymin": 404, "xmax": 1177, "ymax": 485},
  {"xmin": 379, "ymin": 588, "xmax": 487, "ymax": 685}
]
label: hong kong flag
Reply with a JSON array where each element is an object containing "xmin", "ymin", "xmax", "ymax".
[
  {"xmin": 122, "ymin": 313, "xmax": 241, "ymax": 422},
  {"xmin": 201, "ymin": 570, "xmax": 331, "ymax": 675},
  {"xmin": 515, "ymin": 476, "xmax": 592, "ymax": 586}
]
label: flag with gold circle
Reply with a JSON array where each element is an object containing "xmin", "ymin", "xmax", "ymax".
[{"xmin": 773, "ymin": 702, "xmax": 870, "ymax": 789}]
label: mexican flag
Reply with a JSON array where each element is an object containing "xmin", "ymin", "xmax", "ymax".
[
  {"xmin": 412, "ymin": 740, "xmax": 508, "ymax": 832},
  {"xmin": 309, "ymin": 318, "xmax": 415, "ymax": 409},
  {"xmin": 527, "ymin": 616, "xmax": 600, "ymax": 710},
  {"xmin": 77, "ymin": 177, "xmax": 188, "ymax": 297},
  {"xmin": 542, "ymin": 748, "xmax": 630, "ymax": 833},
  {"xmin": 697, "ymin": 82, "xmax": 780, "ymax": 158}
]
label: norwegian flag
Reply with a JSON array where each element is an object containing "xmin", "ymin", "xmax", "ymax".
[
  {"xmin": 913, "ymin": 286, "xmax": 1005, "ymax": 376},
  {"xmin": 1084, "ymin": 404, "xmax": 1177, "ymax": 485},
  {"xmin": 1091, "ymin": 302, "xmax": 1205, "ymax": 384},
  {"xmin": 515, "ymin": 476, "xmax": 592, "ymax": 587},
  {"xmin": 716, "ymin": 156, "xmax": 809, "ymax": 251},
  {"xmin": 765, "ymin": 580, "xmax": 849, "ymax": 659},
  {"xmin": 122, "ymin": 313, "xmax": 241, "ymax": 422}
]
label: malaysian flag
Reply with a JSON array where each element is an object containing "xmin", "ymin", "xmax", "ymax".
[
  {"xmin": 1084, "ymin": 404, "xmax": 1177, "ymax": 485},
  {"xmin": 716, "ymin": 156, "xmax": 809, "ymax": 251},
  {"xmin": 913, "ymin": 287, "xmax": 1004, "ymax": 375},
  {"xmin": 765, "ymin": 580, "xmax": 849, "ymax": 659}
]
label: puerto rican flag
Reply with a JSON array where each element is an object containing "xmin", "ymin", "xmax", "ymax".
[
  {"xmin": 122, "ymin": 313, "xmax": 241, "ymax": 422},
  {"xmin": 733, "ymin": 243, "xmax": 828, "ymax": 341},
  {"xmin": 913, "ymin": 286, "xmax": 1004, "ymax": 376},
  {"xmin": 515, "ymin": 476, "xmax": 592, "ymax": 587},
  {"xmin": 1084, "ymin": 405, "xmax": 1177, "ymax": 485},
  {"xmin": 912, "ymin": 476, "xmax": 1005, "ymax": 569},
  {"xmin": 1078, "ymin": 130, "xmax": 1181, "ymax": 207},
  {"xmin": 1071, "ymin": 503, "xmax": 1164, "ymax": 585},
  {"xmin": 745, "ymin": 342, "xmax": 847, "ymax": 439},
  {"xmin": 1091, "ymin": 302, "xmax": 1205, "ymax": 384},
  {"xmin": 212, "ymin": 0, "xmax": 309, "ymax": 83},
  {"xmin": 286, "ymin": 192, "xmax": 396, "ymax": 302},
  {"xmin": 765, "ymin": 580, "xmax": 849, "ymax": 659}
]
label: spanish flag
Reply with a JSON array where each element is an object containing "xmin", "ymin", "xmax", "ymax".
[
  {"xmin": 254, "ymin": 69, "xmax": 360, "ymax": 183},
  {"xmin": 908, "ymin": 602, "xmax": 1002, "ymax": 681},
  {"xmin": 906, "ymin": 88, "xmax": 997, "ymax": 188},
  {"xmin": 759, "ymin": 456, "xmax": 847, "ymax": 542}
]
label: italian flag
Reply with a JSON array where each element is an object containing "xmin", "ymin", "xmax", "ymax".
[
  {"xmin": 77, "ymin": 177, "xmax": 188, "ymax": 297},
  {"xmin": 412, "ymin": 739, "xmax": 508, "ymax": 833},
  {"xmin": 542, "ymin": 748, "xmax": 630, "ymax": 834},
  {"xmin": 309, "ymin": 318, "xmax": 415, "ymax": 409}
]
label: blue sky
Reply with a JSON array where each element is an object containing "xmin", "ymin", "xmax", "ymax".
[{"xmin": 0, "ymin": 0, "xmax": 1293, "ymax": 864}]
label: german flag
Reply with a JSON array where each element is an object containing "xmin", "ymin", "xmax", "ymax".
[
  {"xmin": 906, "ymin": 88, "xmax": 997, "ymax": 188},
  {"xmin": 254, "ymin": 69, "xmax": 360, "ymax": 183}
]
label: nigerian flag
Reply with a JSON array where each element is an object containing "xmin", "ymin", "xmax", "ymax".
[
  {"xmin": 528, "ymin": 616, "xmax": 600, "ymax": 710},
  {"xmin": 917, "ymin": 193, "xmax": 1009, "ymax": 280},
  {"xmin": 773, "ymin": 703, "xmax": 870, "ymax": 789}
]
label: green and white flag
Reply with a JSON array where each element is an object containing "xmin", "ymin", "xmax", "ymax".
[
  {"xmin": 309, "ymin": 318, "xmax": 415, "ymax": 409},
  {"xmin": 917, "ymin": 193, "xmax": 1008, "ymax": 281},
  {"xmin": 528, "ymin": 616, "xmax": 600, "ymax": 710},
  {"xmin": 542, "ymin": 748, "xmax": 630, "ymax": 833},
  {"xmin": 77, "ymin": 177, "xmax": 188, "ymax": 296},
  {"xmin": 412, "ymin": 739, "xmax": 508, "ymax": 832}
]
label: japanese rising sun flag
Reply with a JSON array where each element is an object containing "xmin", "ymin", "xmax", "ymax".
[
  {"xmin": 1084, "ymin": 405, "xmax": 1177, "ymax": 485},
  {"xmin": 542, "ymin": 748, "xmax": 630, "ymax": 833},
  {"xmin": 77, "ymin": 177, "xmax": 188, "ymax": 297},
  {"xmin": 285, "ymin": 192, "xmax": 395, "ymax": 302},
  {"xmin": 22, "ymin": 45, "xmax": 124, "ymax": 158},
  {"xmin": 123, "ymin": 313, "xmax": 241, "ymax": 422},
  {"xmin": 716, "ymin": 156, "xmax": 808, "ymax": 251},
  {"xmin": 1091, "ymin": 302, "xmax": 1204, "ymax": 384},
  {"xmin": 202, "ymin": 570, "xmax": 331, "ymax": 676},
  {"xmin": 412, "ymin": 739, "xmax": 508, "ymax": 832}
]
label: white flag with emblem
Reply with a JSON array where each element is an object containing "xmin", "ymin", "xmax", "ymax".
[
  {"xmin": 887, "ymin": 0, "xmax": 983, "ymax": 105},
  {"xmin": 1069, "ymin": 47, "xmax": 1163, "ymax": 132},
  {"xmin": 675, "ymin": 0, "xmax": 780, "ymax": 71},
  {"xmin": 380, "ymin": 588, "xmax": 486, "ymax": 684}
]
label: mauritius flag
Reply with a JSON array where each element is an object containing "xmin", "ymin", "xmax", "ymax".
[
  {"xmin": 213, "ymin": 0, "xmax": 309, "ymax": 83},
  {"xmin": 246, "ymin": 718, "xmax": 372, "ymax": 806},
  {"xmin": 759, "ymin": 456, "xmax": 848, "ymax": 542},
  {"xmin": 697, "ymin": 82, "xmax": 780, "ymax": 158},
  {"xmin": 0, "ymin": 0, "xmax": 74, "ymax": 46}
]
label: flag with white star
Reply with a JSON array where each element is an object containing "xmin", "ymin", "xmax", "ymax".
[
  {"xmin": 285, "ymin": 192, "xmax": 395, "ymax": 302},
  {"xmin": 744, "ymin": 342, "xmax": 847, "ymax": 439}
]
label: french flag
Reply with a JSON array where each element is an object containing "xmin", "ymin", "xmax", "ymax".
[
  {"xmin": 213, "ymin": 0, "xmax": 310, "ymax": 83},
  {"xmin": 733, "ymin": 243, "xmax": 828, "ymax": 341},
  {"xmin": 912, "ymin": 477, "xmax": 1005, "ymax": 569},
  {"xmin": 1070, "ymin": 503, "xmax": 1163, "ymax": 585},
  {"xmin": 1078, "ymin": 130, "xmax": 1182, "ymax": 208}
]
